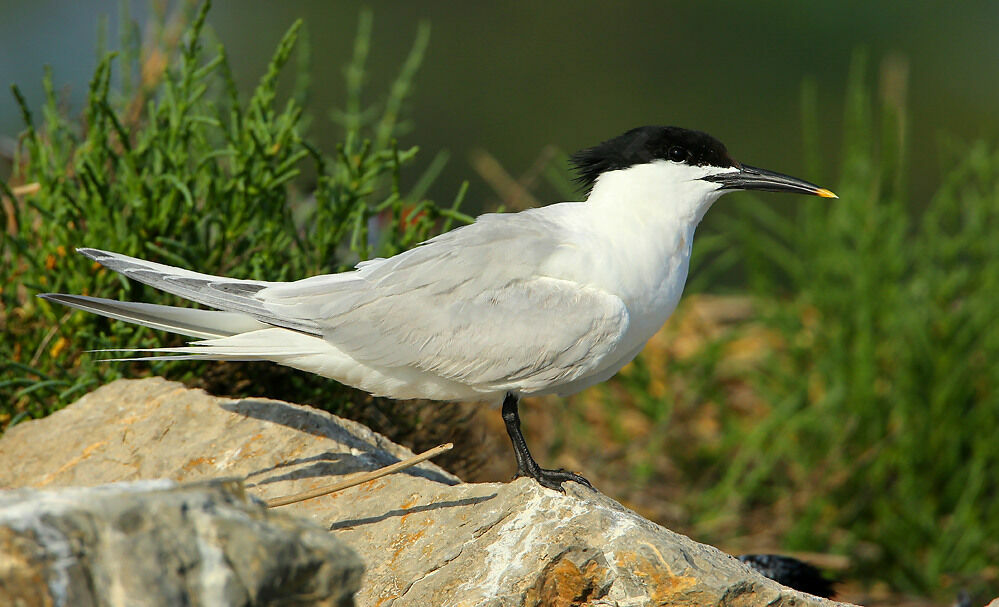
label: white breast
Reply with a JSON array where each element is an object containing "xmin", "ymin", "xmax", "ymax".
[{"xmin": 534, "ymin": 160, "xmax": 727, "ymax": 388}]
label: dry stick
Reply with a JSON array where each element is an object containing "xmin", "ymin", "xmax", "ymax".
[
  {"xmin": 265, "ymin": 443, "xmax": 453, "ymax": 508},
  {"xmin": 12, "ymin": 182, "xmax": 40, "ymax": 196},
  {"xmin": 469, "ymin": 149, "xmax": 540, "ymax": 211}
]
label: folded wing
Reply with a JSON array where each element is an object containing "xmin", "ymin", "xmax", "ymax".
[
  {"xmin": 61, "ymin": 208, "xmax": 629, "ymax": 393},
  {"xmin": 256, "ymin": 210, "xmax": 631, "ymax": 391}
]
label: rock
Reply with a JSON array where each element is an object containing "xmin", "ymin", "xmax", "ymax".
[
  {"xmin": 0, "ymin": 378, "xmax": 854, "ymax": 606},
  {"xmin": 0, "ymin": 478, "xmax": 362, "ymax": 607}
]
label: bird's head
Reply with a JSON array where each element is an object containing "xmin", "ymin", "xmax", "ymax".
[{"xmin": 571, "ymin": 126, "xmax": 836, "ymax": 220}]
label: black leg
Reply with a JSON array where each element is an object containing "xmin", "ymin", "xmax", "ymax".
[{"xmin": 500, "ymin": 392, "xmax": 594, "ymax": 492}]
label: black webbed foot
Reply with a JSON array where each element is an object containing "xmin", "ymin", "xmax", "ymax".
[{"xmin": 515, "ymin": 464, "xmax": 594, "ymax": 493}]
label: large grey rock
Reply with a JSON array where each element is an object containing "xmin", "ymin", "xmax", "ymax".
[
  {"xmin": 0, "ymin": 478, "xmax": 362, "ymax": 607},
  {"xmin": 0, "ymin": 378, "xmax": 852, "ymax": 606}
]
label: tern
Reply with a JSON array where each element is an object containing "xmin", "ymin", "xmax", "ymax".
[{"xmin": 41, "ymin": 126, "xmax": 836, "ymax": 491}]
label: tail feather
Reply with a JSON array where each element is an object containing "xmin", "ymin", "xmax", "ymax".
[
  {"xmin": 81, "ymin": 326, "xmax": 356, "ymax": 390},
  {"xmin": 38, "ymin": 293, "xmax": 270, "ymax": 340},
  {"xmin": 92, "ymin": 354, "xmax": 263, "ymax": 363},
  {"xmin": 86, "ymin": 328, "xmax": 332, "ymax": 363},
  {"xmin": 93, "ymin": 333, "xmax": 322, "ymax": 358}
]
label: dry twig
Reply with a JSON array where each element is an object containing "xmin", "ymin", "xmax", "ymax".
[{"xmin": 265, "ymin": 442, "xmax": 453, "ymax": 508}]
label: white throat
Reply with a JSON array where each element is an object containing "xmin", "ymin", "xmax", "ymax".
[
  {"xmin": 557, "ymin": 160, "xmax": 741, "ymax": 356},
  {"xmin": 586, "ymin": 160, "xmax": 737, "ymax": 226}
]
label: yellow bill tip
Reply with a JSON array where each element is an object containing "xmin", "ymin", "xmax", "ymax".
[{"xmin": 815, "ymin": 188, "xmax": 838, "ymax": 199}]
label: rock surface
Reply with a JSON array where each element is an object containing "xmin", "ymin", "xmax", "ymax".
[
  {"xmin": 0, "ymin": 478, "xmax": 362, "ymax": 607},
  {"xmin": 0, "ymin": 378, "xmax": 853, "ymax": 606}
]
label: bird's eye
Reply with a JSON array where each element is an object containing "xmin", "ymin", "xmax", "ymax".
[{"xmin": 668, "ymin": 146, "xmax": 688, "ymax": 163}]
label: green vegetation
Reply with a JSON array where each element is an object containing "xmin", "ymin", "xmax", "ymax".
[
  {"xmin": 573, "ymin": 54, "xmax": 998, "ymax": 598},
  {"xmin": 713, "ymin": 54, "xmax": 998, "ymax": 596},
  {"xmin": 0, "ymin": 2, "xmax": 468, "ymax": 426},
  {"xmin": 1, "ymin": 2, "xmax": 995, "ymax": 601}
]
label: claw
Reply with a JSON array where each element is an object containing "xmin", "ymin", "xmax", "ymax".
[
  {"xmin": 503, "ymin": 393, "xmax": 597, "ymax": 493},
  {"xmin": 536, "ymin": 468, "xmax": 594, "ymax": 493}
]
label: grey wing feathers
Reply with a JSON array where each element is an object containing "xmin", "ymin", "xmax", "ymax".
[
  {"xmin": 255, "ymin": 210, "xmax": 631, "ymax": 390},
  {"xmin": 324, "ymin": 276, "xmax": 629, "ymax": 391},
  {"xmin": 77, "ymin": 248, "xmax": 321, "ymax": 335}
]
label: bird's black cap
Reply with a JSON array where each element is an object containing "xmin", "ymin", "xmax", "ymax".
[{"xmin": 570, "ymin": 126, "xmax": 738, "ymax": 192}]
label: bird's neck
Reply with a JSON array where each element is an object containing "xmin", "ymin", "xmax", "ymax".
[
  {"xmin": 586, "ymin": 161, "xmax": 723, "ymax": 227},
  {"xmin": 573, "ymin": 163, "xmax": 726, "ymax": 334}
]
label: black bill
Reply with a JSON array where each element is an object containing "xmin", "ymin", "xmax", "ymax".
[{"xmin": 703, "ymin": 164, "xmax": 837, "ymax": 198}]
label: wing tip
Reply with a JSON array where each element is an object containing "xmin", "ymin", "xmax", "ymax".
[
  {"xmin": 38, "ymin": 292, "xmax": 87, "ymax": 304},
  {"xmin": 76, "ymin": 247, "xmax": 108, "ymax": 262}
]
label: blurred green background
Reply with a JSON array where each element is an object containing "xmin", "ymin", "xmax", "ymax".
[
  {"xmin": 2, "ymin": 2, "xmax": 998, "ymax": 605},
  {"xmin": 3, "ymin": 1, "xmax": 999, "ymax": 207}
]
